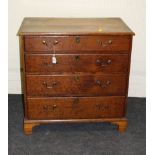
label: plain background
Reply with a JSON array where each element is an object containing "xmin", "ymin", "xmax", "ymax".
[{"xmin": 8, "ymin": 0, "xmax": 146, "ymax": 97}]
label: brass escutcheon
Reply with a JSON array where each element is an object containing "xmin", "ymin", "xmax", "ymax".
[
  {"xmin": 73, "ymin": 98, "xmax": 80, "ymax": 105},
  {"xmin": 75, "ymin": 36, "xmax": 80, "ymax": 43},
  {"xmin": 74, "ymin": 75, "xmax": 80, "ymax": 81},
  {"xmin": 75, "ymin": 55, "xmax": 80, "ymax": 61}
]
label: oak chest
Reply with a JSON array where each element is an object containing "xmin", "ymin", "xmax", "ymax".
[{"xmin": 18, "ymin": 18, "xmax": 135, "ymax": 134}]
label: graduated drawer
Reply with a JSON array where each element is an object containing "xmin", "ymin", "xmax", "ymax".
[
  {"xmin": 27, "ymin": 96, "xmax": 125, "ymax": 119},
  {"xmin": 24, "ymin": 35, "xmax": 131, "ymax": 52},
  {"xmin": 26, "ymin": 74, "xmax": 127, "ymax": 96},
  {"xmin": 25, "ymin": 54, "xmax": 129, "ymax": 73}
]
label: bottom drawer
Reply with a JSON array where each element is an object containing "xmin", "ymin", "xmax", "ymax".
[{"xmin": 27, "ymin": 97, "xmax": 126, "ymax": 119}]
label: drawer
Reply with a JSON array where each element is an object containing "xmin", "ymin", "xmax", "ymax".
[
  {"xmin": 27, "ymin": 96, "xmax": 125, "ymax": 119},
  {"xmin": 24, "ymin": 36, "xmax": 131, "ymax": 53},
  {"xmin": 26, "ymin": 74, "xmax": 127, "ymax": 96},
  {"xmin": 25, "ymin": 54, "xmax": 129, "ymax": 73}
]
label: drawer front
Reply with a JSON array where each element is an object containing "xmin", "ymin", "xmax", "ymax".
[
  {"xmin": 25, "ymin": 54, "xmax": 129, "ymax": 73},
  {"xmin": 26, "ymin": 74, "xmax": 127, "ymax": 96},
  {"xmin": 25, "ymin": 36, "xmax": 130, "ymax": 52},
  {"xmin": 27, "ymin": 96, "xmax": 125, "ymax": 119}
]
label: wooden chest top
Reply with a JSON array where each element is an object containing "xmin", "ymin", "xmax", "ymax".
[{"xmin": 18, "ymin": 18, "xmax": 134, "ymax": 36}]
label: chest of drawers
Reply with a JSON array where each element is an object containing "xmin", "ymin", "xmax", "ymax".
[{"xmin": 18, "ymin": 18, "xmax": 134, "ymax": 135}]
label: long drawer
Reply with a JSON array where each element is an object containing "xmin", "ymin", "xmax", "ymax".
[
  {"xmin": 25, "ymin": 54, "xmax": 129, "ymax": 73},
  {"xmin": 26, "ymin": 74, "xmax": 127, "ymax": 96},
  {"xmin": 27, "ymin": 96, "xmax": 125, "ymax": 119},
  {"xmin": 24, "ymin": 36, "xmax": 130, "ymax": 52}
]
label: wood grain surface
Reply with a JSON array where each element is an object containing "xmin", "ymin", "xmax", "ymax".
[
  {"xmin": 18, "ymin": 18, "xmax": 135, "ymax": 35},
  {"xmin": 25, "ymin": 54, "xmax": 129, "ymax": 74},
  {"xmin": 27, "ymin": 96, "xmax": 125, "ymax": 119},
  {"xmin": 26, "ymin": 74, "xmax": 127, "ymax": 96},
  {"xmin": 24, "ymin": 35, "xmax": 130, "ymax": 52}
]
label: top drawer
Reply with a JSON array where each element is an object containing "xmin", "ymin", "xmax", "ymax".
[{"xmin": 24, "ymin": 36, "xmax": 131, "ymax": 53}]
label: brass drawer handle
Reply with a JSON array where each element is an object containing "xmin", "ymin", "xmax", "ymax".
[
  {"xmin": 43, "ymin": 81, "xmax": 57, "ymax": 89},
  {"xmin": 96, "ymin": 80, "xmax": 111, "ymax": 88},
  {"xmin": 96, "ymin": 59, "xmax": 112, "ymax": 67},
  {"xmin": 97, "ymin": 40, "xmax": 113, "ymax": 47},
  {"xmin": 108, "ymin": 40, "xmax": 112, "ymax": 44},
  {"xmin": 43, "ymin": 104, "xmax": 57, "ymax": 112},
  {"xmin": 42, "ymin": 40, "xmax": 47, "ymax": 46},
  {"xmin": 42, "ymin": 40, "xmax": 59, "ymax": 47},
  {"xmin": 52, "ymin": 104, "xmax": 57, "ymax": 110},
  {"xmin": 96, "ymin": 104, "xmax": 109, "ymax": 110},
  {"xmin": 53, "ymin": 40, "xmax": 59, "ymax": 45}
]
